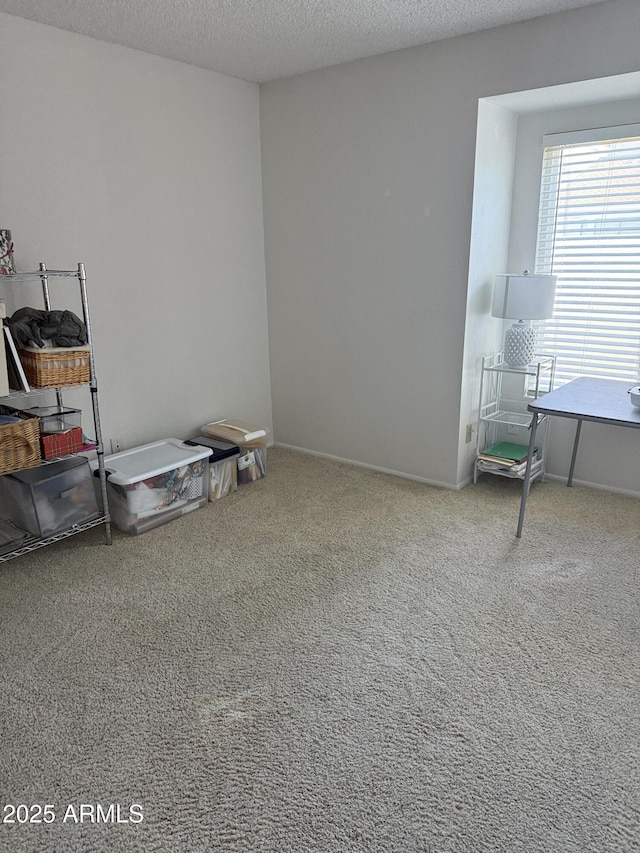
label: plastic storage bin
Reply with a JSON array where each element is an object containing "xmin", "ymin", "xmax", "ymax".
[
  {"xmin": 185, "ymin": 436, "xmax": 239, "ymax": 500},
  {"xmin": 21, "ymin": 405, "xmax": 84, "ymax": 460},
  {"xmin": 94, "ymin": 439, "xmax": 210, "ymax": 535},
  {"xmin": 3, "ymin": 456, "xmax": 99, "ymax": 538},
  {"xmin": 200, "ymin": 419, "xmax": 267, "ymax": 486},
  {"xmin": 23, "ymin": 406, "xmax": 82, "ymax": 433}
]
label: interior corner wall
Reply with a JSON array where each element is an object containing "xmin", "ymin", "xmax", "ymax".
[
  {"xmin": 457, "ymin": 101, "xmax": 518, "ymax": 487},
  {"xmin": 260, "ymin": 0, "xmax": 640, "ymax": 489},
  {"xmin": 0, "ymin": 13, "xmax": 272, "ymax": 450}
]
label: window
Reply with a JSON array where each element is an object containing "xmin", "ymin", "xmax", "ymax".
[{"xmin": 534, "ymin": 125, "xmax": 640, "ymax": 388}]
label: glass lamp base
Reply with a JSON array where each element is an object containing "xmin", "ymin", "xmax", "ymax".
[{"xmin": 504, "ymin": 322, "xmax": 534, "ymax": 368}]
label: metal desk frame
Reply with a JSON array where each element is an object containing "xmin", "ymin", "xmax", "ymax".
[{"xmin": 516, "ymin": 376, "xmax": 640, "ymax": 537}]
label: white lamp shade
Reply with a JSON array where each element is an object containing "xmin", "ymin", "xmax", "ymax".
[{"xmin": 491, "ymin": 273, "xmax": 557, "ymax": 320}]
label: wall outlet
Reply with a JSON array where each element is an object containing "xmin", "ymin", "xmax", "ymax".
[
  {"xmin": 110, "ymin": 438, "xmax": 123, "ymax": 454},
  {"xmin": 465, "ymin": 423, "xmax": 473, "ymax": 443},
  {"xmin": 507, "ymin": 424, "xmax": 520, "ymax": 435}
]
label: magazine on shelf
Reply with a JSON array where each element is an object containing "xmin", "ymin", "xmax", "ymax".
[
  {"xmin": 477, "ymin": 454, "xmax": 540, "ymax": 476},
  {"xmin": 3, "ymin": 323, "xmax": 30, "ymax": 393},
  {"xmin": 477, "ymin": 441, "xmax": 537, "ymax": 466}
]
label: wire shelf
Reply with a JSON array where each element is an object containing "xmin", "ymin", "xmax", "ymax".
[{"xmin": 0, "ymin": 514, "xmax": 110, "ymax": 563}]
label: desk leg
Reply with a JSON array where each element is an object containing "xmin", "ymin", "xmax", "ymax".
[
  {"xmin": 516, "ymin": 414, "xmax": 539, "ymax": 538},
  {"xmin": 567, "ymin": 419, "xmax": 582, "ymax": 487}
]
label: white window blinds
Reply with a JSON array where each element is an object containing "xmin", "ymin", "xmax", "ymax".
[{"xmin": 534, "ymin": 127, "xmax": 640, "ymax": 388}]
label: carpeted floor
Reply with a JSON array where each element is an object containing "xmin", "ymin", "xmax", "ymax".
[{"xmin": 0, "ymin": 446, "xmax": 638, "ymax": 852}]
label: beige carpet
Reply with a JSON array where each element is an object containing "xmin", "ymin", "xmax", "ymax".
[{"xmin": 0, "ymin": 446, "xmax": 638, "ymax": 852}]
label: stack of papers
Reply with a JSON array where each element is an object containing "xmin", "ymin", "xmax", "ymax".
[{"xmin": 476, "ymin": 441, "xmax": 539, "ymax": 475}]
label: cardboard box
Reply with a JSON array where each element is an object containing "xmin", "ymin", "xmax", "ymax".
[
  {"xmin": 200, "ymin": 419, "xmax": 267, "ymax": 485},
  {"xmin": 41, "ymin": 427, "xmax": 84, "ymax": 460}
]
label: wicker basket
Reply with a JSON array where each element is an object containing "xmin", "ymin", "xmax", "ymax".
[
  {"xmin": 0, "ymin": 410, "xmax": 41, "ymax": 475},
  {"xmin": 19, "ymin": 345, "xmax": 91, "ymax": 388}
]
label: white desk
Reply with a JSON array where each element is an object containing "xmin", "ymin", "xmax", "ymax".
[{"xmin": 516, "ymin": 377, "xmax": 640, "ymax": 537}]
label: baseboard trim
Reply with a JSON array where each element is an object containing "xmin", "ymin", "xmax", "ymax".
[
  {"xmin": 274, "ymin": 442, "xmax": 461, "ymax": 490},
  {"xmin": 544, "ymin": 472, "xmax": 640, "ymax": 498},
  {"xmin": 273, "ymin": 445, "xmax": 639, "ymax": 498}
]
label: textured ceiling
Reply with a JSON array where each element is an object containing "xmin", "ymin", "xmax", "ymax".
[{"xmin": 0, "ymin": 0, "xmax": 606, "ymax": 83}]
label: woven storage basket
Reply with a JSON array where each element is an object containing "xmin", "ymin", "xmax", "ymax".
[
  {"xmin": 19, "ymin": 345, "xmax": 91, "ymax": 388},
  {"xmin": 0, "ymin": 410, "xmax": 41, "ymax": 475}
]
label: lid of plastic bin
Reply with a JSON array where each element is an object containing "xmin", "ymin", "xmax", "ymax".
[
  {"xmin": 201, "ymin": 418, "xmax": 266, "ymax": 445},
  {"xmin": 93, "ymin": 439, "xmax": 210, "ymax": 485},
  {"xmin": 21, "ymin": 406, "xmax": 81, "ymax": 417},
  {"xmin": 185, "ymin": 436, "xmax": 240, "ymax": 462},
  {"xmin": 7, "ymin": 455, "xmax": 87, "ymax": 484}
]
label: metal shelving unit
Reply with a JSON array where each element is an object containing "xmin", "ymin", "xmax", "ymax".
[
  {"xmin": 474, "ymin": 351, "xmax": 556, "ymax": 485},
  {"xmin": 0, "ymin": 263, "xmax": 111, "ymax": 562}
]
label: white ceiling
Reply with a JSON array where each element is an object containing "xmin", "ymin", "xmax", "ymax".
[{"xmin": 0, "ymin": 0, "xmax": 606, "ymax": 83}]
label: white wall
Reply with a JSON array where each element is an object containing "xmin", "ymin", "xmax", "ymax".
[
  {"xmin": 2, "ymin": 2, "xmax": 639, "ymax": 494},
  {"xmin": 0, "ymin": 14, "xmax": 272, "ymax": 451},
  {"xmin": 261, "ymin": 0, "xmax": 640, "ymax": 489}
]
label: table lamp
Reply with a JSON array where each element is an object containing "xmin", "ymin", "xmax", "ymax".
[{"xmin": 492, "ymin": 270, "xmax": 557, "ymax": 367}]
